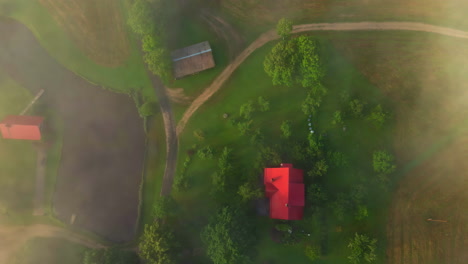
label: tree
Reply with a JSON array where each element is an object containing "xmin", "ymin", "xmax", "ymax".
[
  {"xmin": 304, "ymin": 244, "xmax": 320, "ymax": 262},
  {"xmin": 331, "ymin": 110, "xmax": 343, "ymax": 126},
  {"xmin": 201, "ymin": 207, "xmax": 255, "ymax": 264},
  {"xmin": 144, "ymin": 48, "xmax": 172, "ymax": 82},
  {"xmin": 139, "ymin": 222, "xmax": 177, "ymax": 264},
  {"xmin": 237, "ymin": 120, "xmax": 253, "ymax": 135},
  {"xmin": 127, "ymin": 0, "xmax": 157, "ymax": 35},
  {"xmin": 212, "ymin": 147, "xmax": 233, "ymax": 192},
  {"xmin": 280, "ymin": 120, "xmax": 292, "ymax": 139},
  {"xmin": 240, "ymin": 100, "xmax": 255, "ymax": 119},
  {"xmin": 257, "ymin": 96, "xmax": 270, "ymax": 112},
  {"xmin": 372, "ymin": 150, "xmax": 396, "ymax": 174},
  {"xmin": 347, "ymin": 233, "xmax": 377, "ymax": 264},
  {"xmin": 197, "ymin": 146, "xmax": 214, "ymax": 160},
  {"xmin": 307, "ymin": 133, "xmax": 323, "ymax": 157},
  {"xmin": 264, "ymin": 36, "xmax": 323, "ymax": 88},
  {"xmin": 367, "ymin": 104, "xmax": 388, "ymax": 128},
  {"xmin": 296, "ymin": 35, "xmax": 324, "ymax": 87},
  {"xmin": 301, "ymin": 84, "xmax": 327, "ymax": 115},
  {"xmin": 349, "ymin": 99, "xmax": 364, "ymax": 118},
  {"xmin": 153, "ymin": 196, "xmax": 176, "ymax": 219},
  {"xmin": 238, "ymin": 181, "xmax": 263, "ymax": 202},
  {"xmin": 138, "ymin": 101, "xmax": 158, "ymax": 117},
  {"xmin": 312, "ymin": 159, "xmax": 328, "ymax": 177},
  {"xmin": 276, "ymin": 18, "xmax": 293, "ymax": 38},
  {"xmin": 83, "ymin": 248, "xmax": 139, "ymax": 264}
]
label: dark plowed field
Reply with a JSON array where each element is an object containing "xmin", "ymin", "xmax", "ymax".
[{"xmin": 0, "ymin": 18, "xmax": 145, "ymax": 242}]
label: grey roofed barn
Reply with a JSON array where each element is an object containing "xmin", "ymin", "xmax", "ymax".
[{"xmin": 171, "ymin": 41, "xmax": 215, "ymax": 79}]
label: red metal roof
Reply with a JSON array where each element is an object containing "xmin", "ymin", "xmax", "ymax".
[
  {"xmin": 0, "ymin": 115, "xmax": 44, "ymax": 140},
  {"xmin": 264, "ymin": 163, "xmax": 305, "ymax": 220}
]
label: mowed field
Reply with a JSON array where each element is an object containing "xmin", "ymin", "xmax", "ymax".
[
  {"xmin": 329, "ymin": 32, "xmax": 468, "ymax": 263},
  {"xmin": 38, "ymin": 0, "xmax": 130, "ymax": 66},
  {"xmin": 219, "ymin": 0, "xmax": 468, "ymax": 39},
  {"xmin": 0, "ymin": 19, "xmax": 145, "ymax": 242}
]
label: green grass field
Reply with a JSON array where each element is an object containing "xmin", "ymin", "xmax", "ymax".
[
  {"xmin": 0, "ymin": 73, "xmax": 36, "ymax": 215},
  {"xmin": 173, "ymin": 35, "xmax": 395, "ymax": 262},
  {"xmin": 12, "ymin": 237, "xmax": 85, "ymax": 264},
  {"xmin": 0, "ymin": 0, "xmax": 155, "ymax": 100}
]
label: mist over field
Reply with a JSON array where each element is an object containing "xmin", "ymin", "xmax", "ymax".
[{"xmin": 0, "ymin": 0, "xmax": 466, "ymax": 263}]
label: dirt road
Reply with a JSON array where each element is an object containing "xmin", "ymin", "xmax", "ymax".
[
  {"xmin": 176, "ymin": 21, "xmax": 468, "ymax": 136},
  {"xmin": 0, "ymin": 224, "xmax": 106, "ymax": 263}
]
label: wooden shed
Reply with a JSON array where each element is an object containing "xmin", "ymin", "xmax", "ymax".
[{"xmin": 171, "ymin": 41, "xmax": 215, "ymax": 79}]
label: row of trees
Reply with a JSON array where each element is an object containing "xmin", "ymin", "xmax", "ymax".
[{"xmin": 128, "ymin": 0, "xmax": 172, "ymax": 81}]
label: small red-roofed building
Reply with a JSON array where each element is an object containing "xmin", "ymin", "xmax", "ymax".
[
  {"xmin": 264, "ymin": 163, "xmax": 305, "ymax": 220},
  {"xmin": 0, "ymin": 115, "xmax": 44, "ymax": 141}
]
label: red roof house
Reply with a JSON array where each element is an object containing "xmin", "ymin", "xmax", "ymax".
[
  {"xmin": 0, "ymin": 115, "xmax": 44, "ymax": 140},
  {"xmin": 264, "ymin": 163, "xmax": 305, "ymax": 220}
]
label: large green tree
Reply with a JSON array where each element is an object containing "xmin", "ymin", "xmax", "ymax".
[
  {"xmin": 201, "ymin": 207, "xmax": 255, "ymax": 264},
  {"xmin": 128, "ymin": 0, "xmax": 172, "ymax": 81},
  {"xmin": 264, "ymin": 35, "xmax": 324, "ymax": 87},
  {"xmin": 139, "ymin": 222, "xmax": 177, "ymax": 264}
]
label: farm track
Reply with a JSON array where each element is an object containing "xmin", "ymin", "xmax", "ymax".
[{"xmin": 176, "ymin": 21, "xmax": 468, "ymax": 136}]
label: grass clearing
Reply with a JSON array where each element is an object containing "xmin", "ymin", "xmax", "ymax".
[
  {"xmin": 137, "ymin": 114, "xmax": 167, "ymax": 235},
  {"xmin": 173, "ymin": 35, "xmax": 394, "ymax": 262},
  {"xmin": 0, "ymin": 73, "xmax": 36, "ymax": 214}
]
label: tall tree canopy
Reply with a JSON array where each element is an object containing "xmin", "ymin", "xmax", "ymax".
[
  {"xmin": 276, "ymin": 18, "xmax": 293, "ymax": 38},
  {"xmin": 201, "ymin": 207, "xmax": 255, "ymax": 264},
  {"xmin": 128, "ymin": 0, "xmax": 172, "ymax": 81},
  {"xmin": 264, "ymin": 35, "xmax": 323, "ymax": 87}
]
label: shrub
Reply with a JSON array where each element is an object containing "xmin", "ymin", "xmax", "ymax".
[
  {"xmin": 237, "ymin": 120, "xmax": 253, "ymax": 135},
  {"xmin": 240, "ymin": 100, "xmax": 255, "ymax": 120},
  {"xmin": 257, "ymin": 96, "xmax": 270, "ymax": 112},
  {"xmin": 331, "ymin": 110, "xmax": 343, "ymax": 126},
  {"xmin": 138, "ymin": 101, "xmax": 158, "ymax": 117},
  {"xmin": 304, "ymin": 244, "xmax": 320, "ymax": 262},
  {"xmin": 280, "ymin": 120, "xmax": 292, "ymax": 139},
  {"xmin": 193, "ymin": 129, "xmax": 205, "ymax": 141},
  {"xmin": 349, "ymin": 99, "xmax": 365, "ymax": 118},
  {"xmin": 197, "ymin": 146, "xmax": 214, "ymax": 160},
  {"xmin": 372, "ymin": 150, "xmax": 396, "ymax": 174},
  {"xmin": 367, "ymin": 104, "xmax": 388, "ymax": 128},
  {"xmin": 347, "ymin": 233, "xmax": 377, "ymax": 264},
  {"xmin": 238, "ymin": 181, "xmax": 263, "ymax": 202}
]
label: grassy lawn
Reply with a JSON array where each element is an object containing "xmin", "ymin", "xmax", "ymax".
[
  {"xmin": 0, "ymin": 0, "xmax": 155, "ymax": 100},
  {"xmin": 11, "ymin": 237, "xmax": 85, "ymax": 264},
  {"xmin": 172, "ymin": 34, "xmax": 395, "ymax": 262},
  {"xmin": 0, "ymin": 73, "xmax": 36, "ymax": 215},
  {"xmin": 137, "ymin": 114, "xmax": 167, "ymax": 236}
]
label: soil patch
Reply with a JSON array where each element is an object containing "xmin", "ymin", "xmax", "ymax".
[{"xmin": 0, "ymin": 19, "xmax": 145, "ymax": 242}]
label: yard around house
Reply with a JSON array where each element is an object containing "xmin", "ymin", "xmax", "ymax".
[
  {"xmin": 0, "ymin": 72, "xmax": 36, "ymax": 216},
  {"xmin": 172, "ymin": 35, "xmax": 395, "ymax": 263}
]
